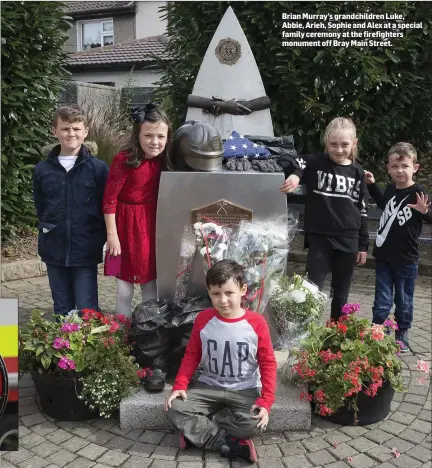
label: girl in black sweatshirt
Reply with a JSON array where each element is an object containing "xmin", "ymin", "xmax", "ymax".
[{"xmin": 279, "ymin": 117, "xmax": 369, "ymax": 320}]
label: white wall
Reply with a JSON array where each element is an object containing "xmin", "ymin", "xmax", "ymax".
[
  {"xmin": 71, "ymin": 69, "xmax": 164, "ymax": 88},
  {"xmin": 135, "ymin": 1, "xmax": 167, "ymax": 38}
]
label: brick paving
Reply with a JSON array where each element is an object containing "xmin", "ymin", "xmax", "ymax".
[{"xmin": 0, "ymin": 265, "xmax": 431, "ymax": 467}]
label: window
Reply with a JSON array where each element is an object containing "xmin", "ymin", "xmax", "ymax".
[
  {"xmin": 121, "ymin": 87, "xmax": 155, "ymax": 107},
  {"xmin": 78, "ymin": 19, "xmax": 114, "ymax": 51}
]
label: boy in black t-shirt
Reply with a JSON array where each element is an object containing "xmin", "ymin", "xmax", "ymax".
[{"xmin": 365, "ymin": 143, "xmax": 432, "ymax": 352}]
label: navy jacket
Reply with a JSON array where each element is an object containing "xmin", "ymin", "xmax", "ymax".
[{"xmin": 33, "ymin": 144, "xmax": 109, "ymax": 266}]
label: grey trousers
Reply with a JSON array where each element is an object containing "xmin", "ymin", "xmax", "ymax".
[{"xmin": 167, "ymin": 382, "xmax": 262, "ymax": 451}]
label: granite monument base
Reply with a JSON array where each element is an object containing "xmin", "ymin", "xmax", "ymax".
[{"xmin": 119, "ymin": 351, "xmax": 311, "ymax": 432}]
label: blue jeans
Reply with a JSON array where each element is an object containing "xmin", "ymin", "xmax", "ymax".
[
  {"xmin": 372, "ymin": 261, "xmax": 418, "ymax": 331},
  {"xmin": 46, "ymin": 264, "xmax": 99, "ymax": 316}
]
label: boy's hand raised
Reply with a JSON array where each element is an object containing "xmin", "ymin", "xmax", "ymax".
[
  {"xmin": 279, "ymin": 174, "xmax": 300, "ymax": 193},
  {"xmin": 364, "ymin": 171, "xmax": 375, "ymax": 184},
  {"xmin": 407, "ymin": 192, "xmax": 431, "ymax": 215},
  {"xmin": 250, "ymin": 404, "xmax": 269, "ymax": 430},
  {"xmin": 164, "ymin": 390, "xmax": 187, "ymax": 412}
]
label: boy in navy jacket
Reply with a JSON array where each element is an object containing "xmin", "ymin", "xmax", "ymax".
[{"xmin": 33, "ymin": 105, "xmax": 109, "ymax": 315}]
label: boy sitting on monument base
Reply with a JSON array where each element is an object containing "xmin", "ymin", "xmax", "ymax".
[{"xmin": 164, "ymin": 259, "xmax": 277, "ymax": 463}]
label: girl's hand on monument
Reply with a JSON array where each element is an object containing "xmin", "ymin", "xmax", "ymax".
[
  {"xmin": 280, "ymin": 174, "xmax": 300, "ymax": 193},
  {"xmin": 364, "ymin": 171, "xmax": 375, "ymax": 184},
  {"xmin": 250, "ymin": 404, "xmax": 269, "ymax": 429},
  {"xmin": 356, "ymin": 251, "xmax": 367, "ymax": 265},
  {"xmin": 164, "ymin": 390, "xmax": 187, "ymax": 411},
  {"xmin": 407, "ymin": 192, "xmax": 431, "ymax": 215},
  {"xmin": 106, "ymin": 234, "xmax": 121, "ymax": 256}
]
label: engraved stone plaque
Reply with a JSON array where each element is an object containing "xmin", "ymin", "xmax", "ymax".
[{"xmin": 191, "ymin": 199, "xmax": 252, "ymax": 229}]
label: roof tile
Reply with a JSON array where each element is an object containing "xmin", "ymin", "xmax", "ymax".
[
  {"xmin": 65, "ymin": 2, "xmax": 134, "ymax": 14},
  {"xmin": 67, "ymin": 36, "xmax": 170, "ymax": 66}
]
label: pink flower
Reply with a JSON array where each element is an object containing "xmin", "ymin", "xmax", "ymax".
[
  {"xmin": 116, "ymin": 314, "xmax": 126, "ymax": 323},
  {"xmin": 383, "ymin": 319, "xmax": 398, "ymax": 330},
  {"xmin": 347, "ymin": 456, "xmax": 353, "ymax": 462},
  {"xmin": 391, "ymin": 447, "xmax": 401, "ymax": 458},
  {"xmin": 109, "ymin": 321, "xmax": 120, "ymax": 333},
  {"xmin": 370, "ymin": 324, "xmax": 385, "ymax": 341},
  {"xmin": 341, "ymin": 303, "xmax": 360, "ymax": 315},
  {"xmin": 58, "ymin": 356, "xmax": 76, "ymax": 370},
  {"xmin": 416, "ymin": 377, "xmax": 427, "ymax": 385},
  {"xmin": 417, "ymin": 360, "xmax": 430, "ymax": 374},
  {"xmin": 52, "ymin": 338, "xmax": 70, "ymax": 350},
  {"xmin": 333, "ymin": 442, "xmax": 337, "ymax": 449},
  {"xmin": 60, "ymin": 323, "xmax": 80, "ymax": 333}
]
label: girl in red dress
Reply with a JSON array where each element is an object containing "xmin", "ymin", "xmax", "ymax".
[{"xmin": 103, "ymin": 104, "xmax": 172, "ymax": 316}]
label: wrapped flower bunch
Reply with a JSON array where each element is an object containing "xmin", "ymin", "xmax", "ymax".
[
  {"xmin": 194, "ymin": 221, "xmax": 231, "ymax": 273},
  {"xmin": 227, "ymin": 214, "xmax": 297, "ymax": 313},
  {"xmin": 269, "ymin": 273, "xmax": 327, "ymax": 349}
]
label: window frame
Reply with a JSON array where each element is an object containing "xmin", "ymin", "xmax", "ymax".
[{"xmin": 76, "ymin": 18, "xmax": 114, "ymax": 51}]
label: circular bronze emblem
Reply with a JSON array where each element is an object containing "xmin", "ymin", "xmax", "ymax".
[
  {"xmin": 215, "ymin": 38, "xmax": 241, "ymax": 65},
  {"xmin": 210, "ymin": 136, "xmax": 222, "ymax": 151}
]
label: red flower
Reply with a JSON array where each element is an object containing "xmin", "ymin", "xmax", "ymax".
[
  {"xmin": 314, "ymin": 389, "xmax": 326, "ymax": 403},
  {"xmin": 337, "ymin": 323, "xmax": 348, "ymax": 334},
  {"xmin": 319, "ymin": 405, "xmax": 333, "ymax": 416},
  {"xmin": 300, "ymin": 391, "xmax": 313, "ymax": 402},
  {"xmin": 109, "ymin": 321, "xmax": 120, "ymax": 333}
]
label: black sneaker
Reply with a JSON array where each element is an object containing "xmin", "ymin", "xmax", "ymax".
[
  {"xmin": 220, "ymin": 436, "xmax": 258, "ymax": 462},
  {"xmin": 395, "ymin": 330, "xmax": 410, "ymax": 353}
]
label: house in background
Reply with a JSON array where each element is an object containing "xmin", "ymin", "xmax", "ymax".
[{"xmin": 64, "ymin": 1, "xmax": 168, "ymax": 105}]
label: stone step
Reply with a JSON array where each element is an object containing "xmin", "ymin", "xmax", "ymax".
[{"xmin": 120, "ymin": 351, "xmax": 311, "ymax": 432}]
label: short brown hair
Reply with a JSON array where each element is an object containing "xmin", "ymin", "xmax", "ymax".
[
  {"xmin": 206, "ymin": 259, "xmax": 246, "ymax": 288},
  {"xmin": 54, "ymin": 104, "xmax": 87, "ymax": 128},
  {"xmin": 387, "ymin": 142, "xmax": 417, "ymax": 163}
]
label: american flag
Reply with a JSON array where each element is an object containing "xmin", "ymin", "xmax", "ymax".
[{"xmin": 223, "ymin": 131, "xmax": 271, "ymax": 159}]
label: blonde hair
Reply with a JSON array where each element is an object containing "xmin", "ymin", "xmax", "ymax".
[
  {"xmin": 387, "ymin": 142, "xmax": 417, "ymax": 163},
  {"xmin": 324, "ymin": 117, "xmax": 358, "ymax": 161}
]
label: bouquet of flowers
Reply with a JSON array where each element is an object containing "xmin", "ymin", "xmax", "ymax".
[
  {"xmin": 193, "ymin": 221, "xmax": 231, "ymax": 273},
  {"xmin": 227, "ymin": 214, "xmax": 298, "ymax": 314},
  {"xmin": 269, "ymin": 273, "xmax": 327, "ymax": 350},
  {"xmin": 289, "ymin": 304, "xmax": 407, "ymax": 424},
  {"xmin": 174, "ymin": 226, "xmax": 196, "ymax": 306},
  {"xmin": 20, "ymin": 309, "xmax": 143, "ymax": 418}
]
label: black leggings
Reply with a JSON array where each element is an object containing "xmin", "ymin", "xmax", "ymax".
[{"xmin": 305, "ymin": 240, "xmax": 357, "ymax": 321}]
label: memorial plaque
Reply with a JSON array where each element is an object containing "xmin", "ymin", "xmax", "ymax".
[
  {"xmin": 156, "ymin": 171, "xmax": 287, "ymax": 300},
  {"xmin": 191, "ymin": 199, "xmax": 252, "ymax": 229}
]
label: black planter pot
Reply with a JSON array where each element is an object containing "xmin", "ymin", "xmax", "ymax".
[
  {"xmin": 31, "ymin": 371, "xmax": 98, "ymax": 421},
  {"xmin": 314, "ymin": 380, "xmax": 395, "ymax": 426}
]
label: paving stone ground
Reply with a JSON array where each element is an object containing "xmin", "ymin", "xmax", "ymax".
[{"xmin": 1, "ymin": 264, "xmax": 431, "ymax": 468}]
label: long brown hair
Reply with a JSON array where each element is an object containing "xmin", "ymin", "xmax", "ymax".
[{"xmin": 124, "ymin": 104, "xmax": 173, "ymax": 170}]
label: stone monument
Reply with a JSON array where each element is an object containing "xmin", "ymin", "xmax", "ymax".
[{"xmin": 120, "ymin": 6, "xmax": 310, "ymax": 433}]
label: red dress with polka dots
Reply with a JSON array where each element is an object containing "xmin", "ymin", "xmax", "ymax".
[{"xmin": 103, "ymin": 151, "xmax": 161, "ymax": 283}]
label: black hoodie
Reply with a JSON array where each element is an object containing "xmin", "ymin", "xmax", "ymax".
[{"xmin": 279, "ymin": 152, "xmax": 369, "ymax": 251}]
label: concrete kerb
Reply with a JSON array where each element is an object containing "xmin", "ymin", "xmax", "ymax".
[{"xmin": 2, "ymin": 251, "xmax": 431, "ymax": 282}]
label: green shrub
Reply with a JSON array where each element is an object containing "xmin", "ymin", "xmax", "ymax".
[
  {"xmin": 1, "ymin": 1, "xmax": 70, "ymax": 241},
  {"xmin": 154, "ymin": 1, "xmax": 432, "ymax": 181}
]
